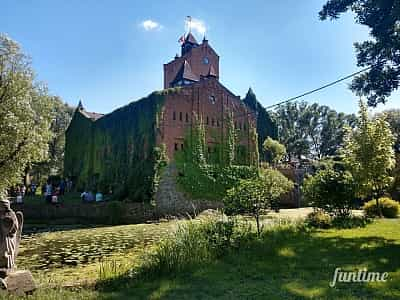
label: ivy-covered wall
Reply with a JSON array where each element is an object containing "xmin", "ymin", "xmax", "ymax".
[
  {"xmin": 64, "ymin": 91, "xmax": 166, "ymax": 201},
  {"xmin": 242, "ymin": 88, "xmax": 278, "ymax": 160}
]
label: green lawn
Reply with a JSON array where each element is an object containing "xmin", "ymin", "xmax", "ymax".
[
  {"xmin": 98, "ymin": 219, "xmax": 400, "ymax": 299},
  {"xmin": 5, "ymin": 217, "xmax": 400, "ymax": 299}
]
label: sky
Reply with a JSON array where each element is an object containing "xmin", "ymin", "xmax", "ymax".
[{"xmin": 1, "ymin": 0, "xmax": 399, "ymax": 115}]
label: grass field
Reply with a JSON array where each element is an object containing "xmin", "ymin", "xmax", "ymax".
[{"xmin": 5, "ymin": 214, "xmax": 400, "ymax": 299}]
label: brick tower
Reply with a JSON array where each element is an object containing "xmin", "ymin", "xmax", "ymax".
[{"xmin": 163, "ymin": 33, "xmax": 219, "ymax": 89}]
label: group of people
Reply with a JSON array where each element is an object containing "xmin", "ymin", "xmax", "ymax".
[
  {"xmin": 42, "ymin": 179, "xmax": 73, "ymax": 204},
  {"xmin": 80, "ymin": 191, "xmax": 104, "ymax": 203},
  {"xmin": 8, "ymin": 178, "xmax": 74, "ymax": 204},
  {"xmin": 9, "ymin": 178, "xmax": 111, "ymax": 205}
]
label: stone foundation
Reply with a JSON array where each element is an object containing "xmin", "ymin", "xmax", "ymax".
[{"xmin": 1, "ymin": 270, "xmax": 36, "ymax": 296}]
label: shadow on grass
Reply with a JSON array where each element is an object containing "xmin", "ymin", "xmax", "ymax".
[{"xmin": 95, "ymin": 227, "xmax": 400, "ymax": 299}]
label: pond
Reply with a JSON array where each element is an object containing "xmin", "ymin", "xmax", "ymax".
[{"xmin": 17, "ymin": 221, "xmax": 177, "ymax": 272}]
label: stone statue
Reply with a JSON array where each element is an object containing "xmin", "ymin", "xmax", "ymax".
[
  {"xmin": 0, "ymin": 199, "xmax": 23, "ymax": 272},
  {"xmin": 0, "ymin": 198, "xmax": 34, "ymax": 295}
]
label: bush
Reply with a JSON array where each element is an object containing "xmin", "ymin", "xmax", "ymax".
[
  {"xmin": 305, "ymin": 210, "xmax": 332, "ymax": 229},
  {"xmin": 331, "ymin": 215, "xmax": 372, "ymax": 229},
  {"xmin": 224, "ymin": 169, "xmax": 294, "ymax": 235},
  {"xmin": 138, "ymin": 218, "xmax": 244, "ymax": 277},
  {"xmin": 302, "ymin": 168, "xmax": 356, "ymax": 217},
  {"xmin": 363, "ymin": 197, "xmax": 399, "ymax": 218},
  {"xmin": 135, "ymin": 217, "xmax": 304, "ymax": 279},
  {"xmin": 305, "ymin": 210, "xmax": 372, "ymax": 229}
]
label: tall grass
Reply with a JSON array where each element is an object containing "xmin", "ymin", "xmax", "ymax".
[
  {"xmin": 98, "ymin": 259, "xmax": 131, "ymax": 282},
  {"xmin": 138, "ymin": 220, "xmax": 218, "ymax": 277},
  {"xmin": 133, "ymin": 216, "xmax": 305, "ymax": 279}
]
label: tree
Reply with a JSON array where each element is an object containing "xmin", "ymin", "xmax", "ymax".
[
  {"xmin": 0, "ymin": 34, "xmax": 53, "ymax": 196},
  {"xmin": 320, "ymin": 0, "xmax": 400, "ymax": 107},
  {"xmin": 320, "ymin": 111, "xmax": 357, "ymax": 157},
  {"xmin": 377, "ymin": 109, "xmax": 400, "ymax": 153},
  {"xmin": 303, "ymin": 168, "xmax": 356, "ymax": 217},
  {"xmin": 263, "ymin": 137, "xmax": 286, "ymax": 165},
  {"xmin": 274, "ymin": 102, "xmax": 310, "ymax": 160},
  {"xmin": 242, "ymin": 88, "xmax": 278, "ymax": 160},
  {"xmin": 31, "ymin": 97, "xmax": 73, "ymax": 181},
  {"xmin": 223, "ymin": 169, "xmax": 293, "ymax": 235},
  {"xmin": 274, "ymin": 101, "xmax": 355, "ymax": 160},
  {"xmin": 342, "ymin": 100, "xmax": 396, "ymax": 216}
]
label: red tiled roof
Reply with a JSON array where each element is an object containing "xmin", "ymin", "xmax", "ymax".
[
  {"xmin": 185, "ymin": 32, "xmax": 198, "ymax": 44},
  {"xmin": 171, "ymin": 60, "xmax": 199, "ymax": 84}
]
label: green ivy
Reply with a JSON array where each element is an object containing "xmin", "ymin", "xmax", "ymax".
[
  {"xmin": 64, "ymin": 91, "xmax": 167, "ymax": 201},
  {"xmin": 175, "ymin": 112, "xmax": 259, "ymax": 201}
]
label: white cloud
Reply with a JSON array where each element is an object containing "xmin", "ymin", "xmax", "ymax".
[
  {"xmin": 141, "ymin": 19, "xmax": 162, "ymax": 31},
  {"xmin": 185, "ymin": 17, "xmax": 206, "ymax": 35}
]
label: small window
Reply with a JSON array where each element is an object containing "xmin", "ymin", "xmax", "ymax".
[
  {"xmin": 212, "ymin": 118, "xmax": 215, "ymax": 126},
  {"xmin": 206, "ymin": 116, "xmax": 209, "ymax": 125},
  {"xmin": 174, "ymin": 143, "xmax": 178, "ymax": 151},
  {"xmin": 185, "ymin": 113, "xmax": 189, "ymax": 123},
  {"xmin": 217, "ymin": 120, "xmax": 220, "ymax": 127},
  {"xmin": 181, "ymin": 144, "xmax": 184, "ymax": 150},
  {"xmin": 179, "ymin": 112, "xmax": 182, "ymax": 121},
  {"xmin": 173, "ymin": 111, "xmax": 176, "ymax": 120},
  {"xmin": 209, "ymin": 95, "xmax": 216, "ymax": 104}
]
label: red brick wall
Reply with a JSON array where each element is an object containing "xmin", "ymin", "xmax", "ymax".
[
  {"xmin": 157, "ymin": 78, "xmax": 256, "ymax": 160},
  {"xmin": 163, "ymin": 41, "xmax": 220, "ymax": 89}
]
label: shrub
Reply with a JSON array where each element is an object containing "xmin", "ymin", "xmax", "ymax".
[
  {"xmin": 135, "ymin": 217, "xmax": 305, "ymax": 280},
  {"xmin": 138, "ymin": 218, "xmax": 244, "ymax": 277},
  {"xmin": 331, "ymin": 215, "xmax": 372, "ymax": 229},
  {"xmin": 302, "ymin": 168, "xmax": 356, "ymax": 217},
  {"xmin": 305, "ymin": 210, "xmax": 332, "ymax": 229},
  {"xmin": 263, "ymin": 137, "xmax": 286, "ymax": 165},
  {"xmin": 363, "ymin": 197, "xmax": 399, "ymax": 218},
  {"xmin": 305, "ymin": 210, "xmax": 372, "ymax": 229},
  {"xmin": 224, "ymin": 168, "xmax": 293, "ymax": 235}
]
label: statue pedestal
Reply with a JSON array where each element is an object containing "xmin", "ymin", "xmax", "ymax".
[{"xmin": 1, "ymin": 270, "xmax": 36, "ymax": 296}]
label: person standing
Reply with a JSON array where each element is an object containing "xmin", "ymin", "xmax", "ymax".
[
  {"xmin": 59, "ymin": 179, "xmax": 65, "ymax": 195},
  {"xmin": 21, "ymin": 185, "xmax": 26, "ymax": 197},
  {"xmin": 45, "ymin": 182, "xmax": 52, "ymax": 204}
]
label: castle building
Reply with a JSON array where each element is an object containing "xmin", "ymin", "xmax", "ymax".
[
  {"xmin": 64, "ymin": 32, "xmax": 257, "ymax": 198},
  {"xmin": 159, "ymin": 32, "xmax": 255, "ymax": 158}
]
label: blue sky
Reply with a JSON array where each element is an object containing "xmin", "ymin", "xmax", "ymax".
[{"xmin": 1, "ymin": 0, "xmax": 398, "ymax": 114}]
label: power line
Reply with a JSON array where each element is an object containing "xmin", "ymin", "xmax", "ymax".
[
  {"xmin": 159, "ymin": 66, "xmax": 374, "ymax": 127},
  {"xmin": 265, "ymin": 66, "xmax": 372, "ymax": 110}
]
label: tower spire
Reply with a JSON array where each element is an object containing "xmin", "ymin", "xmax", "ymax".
[
  {"xmin": 186, "ymin": 16, "xmax": 192, "ymax": 33},
  {"xmin": 77, "ymin": 99, "xmax": 83, "ymax": 110}
]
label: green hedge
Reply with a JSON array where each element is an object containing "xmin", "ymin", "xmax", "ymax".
[{"xmin": 363, "ymin": 197, "xmax": 399, "ymax": 218}]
